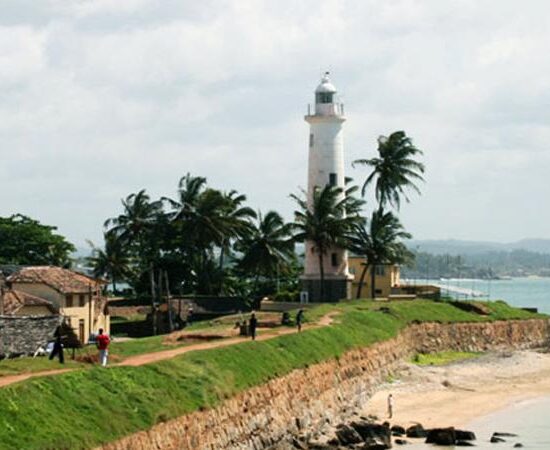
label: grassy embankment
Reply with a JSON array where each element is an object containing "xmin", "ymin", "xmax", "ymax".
[{"xmin": 0, "ymin": 299, "xmax": 544, "ymax": 450}]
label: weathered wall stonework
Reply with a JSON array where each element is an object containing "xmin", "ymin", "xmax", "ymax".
[
  {"xmin": 100, "ymin": 319, "xmax": 550, "ymax": 450},
  {"xmin": 0, "ymin": 315, "xmax": 60, "ymax": 357}
]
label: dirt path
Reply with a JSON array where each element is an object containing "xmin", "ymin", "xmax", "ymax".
[{"xmin": 0, "ymin": 312, "xmax": 339, "ymax": 387}]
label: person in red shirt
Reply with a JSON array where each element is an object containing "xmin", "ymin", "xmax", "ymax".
[{"xmin": 96, "ymin": 328, "xmax": 111, "ymax": 367}]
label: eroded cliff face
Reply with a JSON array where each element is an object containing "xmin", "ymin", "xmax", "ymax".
[{"xmin": 100, "ymin": 319, "xmax": 550, "ymax": 450}]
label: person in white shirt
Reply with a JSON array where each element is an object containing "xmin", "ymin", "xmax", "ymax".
[{"xmin": 387, "ymin": 394, "xmax": 394, "ymax": 418}]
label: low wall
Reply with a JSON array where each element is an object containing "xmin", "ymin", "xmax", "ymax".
[
  {"xmin": 0, "ymin": 315, "xmax": 60, "ymax": 357},
  {"xmin": 100, "ymin": 319, "xmax": 550, "ymax": 450}
]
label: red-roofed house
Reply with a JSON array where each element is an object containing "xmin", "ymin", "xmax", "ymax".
[
  {"xmin": 7, "ymin": 266, "xmax": 109, "ymax": 343},
  {"xmin": 2, "ymin": 289, "xmax": 58, "ymax": 316}
]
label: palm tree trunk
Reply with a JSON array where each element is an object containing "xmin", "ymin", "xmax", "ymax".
[
  {"xmin": 356, "ymin": 263, "xmax": 369, "ymax": 299},
  {"xmin": 318, "ymin": 250, "xmax": 325, "ymax": 302},
  {"xmin": 149, "ymin": 267, "xmax": 157, "ymax": 336},
  {"xmin": 218, "ymin": 243, "xmax": 226, "ymax": 295},
  {"xmin": 252, "ymin": 269, "xmax": 260, "ymax": 297},
  {"xmin": 370, "ymin": 265, "xmax": 376, "ymax": 299},
  {"xmin": 219, "ymin": 243, "xmax": 225, "ymax": 271}
]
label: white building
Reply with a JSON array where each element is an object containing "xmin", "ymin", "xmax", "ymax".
[{"xmin": 301, "ymin": 73, "xmax": 353, "ymax": 302}]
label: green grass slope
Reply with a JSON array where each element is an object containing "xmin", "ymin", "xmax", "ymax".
[{"xmin": 0, "ymin": 300, "xmax": 544, "ymax": 449}]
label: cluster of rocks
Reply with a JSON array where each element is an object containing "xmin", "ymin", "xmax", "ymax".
[{"xmin": 272, "ymin": 416, "xmax": 523, "ymax": 449}]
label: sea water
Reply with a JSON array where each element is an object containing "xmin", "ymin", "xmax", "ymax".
[
  {"xmin": 403, "ymin": 396, "xmax": 550, "ymax": 449},
  {"xmin": 437, "ymin": 277, "xmax": 550, "ymax": 313}
]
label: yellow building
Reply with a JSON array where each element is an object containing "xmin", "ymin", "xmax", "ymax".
[
  {"xmin": 7, "ymin": 266, "xmax": 109, "ymax": 343},
  {"xmin": 348, "ymin": 256, "xmax": 401, "ymax": 299}
]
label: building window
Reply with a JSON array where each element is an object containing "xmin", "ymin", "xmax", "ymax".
[
  {"xmin": 309, "ymin": 133, "xmax": 314, "ymax": 147},
  {"xmin": 375, "ymin": 265, "xmax": 385, "ymax": 276},
  {"xmin": 65, "ymin": 294, "xmax": 73, "ymax": 308},
  {"xmin": 375, "ymin": 289, "xmax": 382, "ymax": 295},
  {"xmin": 329, "ymin": 173, "xmax": 337, "ymax": 186},
  {"xmin": 79, "ymin": 294, "xmax": 86, "ymax": 307},
  {"xmin": 331, "ymin": 253, "xmax": 338, "ymax": 267}
]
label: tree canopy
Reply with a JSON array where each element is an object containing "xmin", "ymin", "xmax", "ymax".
[{"xmin": 0, "ymin": 214, "xmax": 75, "ymax": 266}]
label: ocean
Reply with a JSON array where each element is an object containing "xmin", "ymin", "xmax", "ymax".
[
  {"xmin": 402, "ymin": 277, "xmax": 550, "ymax": 449},
  {"xmin": 430, "ymin": 277, "xmax": 550, "ymax": 314},
  {"xmin": 404, "ymin": 396, "xmax": 550, "ymax": 449}
]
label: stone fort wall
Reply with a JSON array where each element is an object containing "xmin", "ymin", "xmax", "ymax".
[
  {"xmin": 100, "ymin": 318, "xmax": 550, "ymax": 450},
  {"xmin": 0, "ymin": 315, "xmax": 60, "ymax": 357}
]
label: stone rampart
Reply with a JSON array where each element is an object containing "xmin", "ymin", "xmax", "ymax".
[
  {"xmin": 0, "ymin": 315, "xmax": 60, "ymax": 357},
  {"xmin": 100, "ymin": 319, "xmax": 550, "ymax": 450}
]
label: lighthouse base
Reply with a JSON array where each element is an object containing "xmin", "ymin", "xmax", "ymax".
[{"xmin": 300, "ymin": 276, "xmax": 352, "ymax": 303}]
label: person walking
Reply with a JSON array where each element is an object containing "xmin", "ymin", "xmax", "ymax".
[
  {"xmin": 296, "ymin": 309, "xmax": 304, "ymax": 332},
  {"xmin": 49, "ymin": 324, "xmax": 65, "ymax": 364},
  {"xmin": 387, "ymin": 393, "xmax": 394, "ymax": 418},
  {"xmin": 249, "ymin": 313, "xmax": 258, "ymax": 341},
  {"xmin": 96, "ymin": 328, "xmax": 111, "ymax": 367}
]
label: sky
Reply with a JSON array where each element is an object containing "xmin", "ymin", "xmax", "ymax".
[{"xmin": 1, "ymin": 0, "xmax": 550, "ymax": 248}]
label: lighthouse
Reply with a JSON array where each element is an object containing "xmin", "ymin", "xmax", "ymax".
[{"xmin": 301, "ymin": 72, "xmax": 353, "ymax": 302}]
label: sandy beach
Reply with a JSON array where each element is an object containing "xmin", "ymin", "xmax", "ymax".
[{"xmin": 364, "ymin": 349, "xmax": 550, "ymax": 429}]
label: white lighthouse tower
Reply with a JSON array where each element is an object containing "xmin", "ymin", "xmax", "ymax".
[{"xmin": 301, "ymin": 72, "xmax": 353, "ymax": 302}]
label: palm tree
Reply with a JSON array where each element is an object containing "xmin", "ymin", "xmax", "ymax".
[
  {"xmin": 104, "ymin": 189, "xmax": 163, "ymax": 247},
  {"xmin": 164, "ymin": 173, "xmax": 208, "ymax": 222},
  {"xmin": 165, "ymin": 175, "xmax": 256, "ymax": 295},
  {"xmin": 291, "ymin": 185, "xmax": 362, "ymax": 301},
  {"xmin": 104, "ymin": 189, "xmax": 164, "ymax": 296},
  {"xmin": 353, "ymin": 131, "xmax": 425, "ymax": 210},
  {"xmin": 349, "ymin": 209, "xmax": 412, "ymax": 299},
  {"xmin": 236, "ymin": 211, "xmax": 294, "ymax": 296},
  {"xmin": 217, "ymin": 190, "xmax": 256, "ymax": 271},
  {"xmin": 87, "ymin": 234, "xmax": 133, "ymax": 294}
]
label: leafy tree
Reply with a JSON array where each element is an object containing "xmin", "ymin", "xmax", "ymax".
[
  {"xmin": 291, "ymin": 185, "xmax": 362, "ymax": 301},
  {"xmin": 349, "ymin": 209, "xmax": 412, "ymax": 299},
  {"xmin": 353, "ymin": 131, "xmax": 425, "ymax": 210},
  {"xmin": 0, "ymin": 214, "xmax": 75, "ymax": 266},
  {"xmin": 235, "ymin": 211, "xmax": 294, "ymax": 296}
]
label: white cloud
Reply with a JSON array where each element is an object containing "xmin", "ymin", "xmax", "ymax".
[{"xmin": 1, "ymin": 0, "xmax": 550, "ymax": 246}]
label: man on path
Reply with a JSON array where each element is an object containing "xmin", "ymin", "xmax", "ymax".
[
  {"xmin": 96, "ymin": 328, "xmax": 111, "ymax": 367},
  {"xmin": 249, "ymin": 313, "xmax": 258, "ymax": 341},
  {"xmin": 296, "ymin": 309, "xmax": 304, "ymax": 332},
  {"xmin": 387, "ymin": 393, "xmax": 394, "ymax": 418},
  {"xmin": 49, "ymin": 324, "xmax": 65, "ymax": 364}
]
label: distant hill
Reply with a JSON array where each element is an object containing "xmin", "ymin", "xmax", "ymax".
[{"xmin": 409, "ymin": 239, "xmax": 550, "ymax": 255}]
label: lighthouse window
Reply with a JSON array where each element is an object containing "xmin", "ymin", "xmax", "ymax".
[
  {"xmin": 309, "ymin": 133, "xmax": 314, "ymax": 147},
  {"xmin": 316, "ymin": 92, "xmax": 333, "ymax": 104},
  {"xmin": 329, "ymin": 173, "xmax": 337, "ymax": 186},
  {"xmin": 331, "ymin": 253, "xmax": 338, "ymax": 267}
]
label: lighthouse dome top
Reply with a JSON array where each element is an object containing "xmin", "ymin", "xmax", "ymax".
[{"xmin": 315, "ymin": 72, "xmax": 337, "ymax": 94}]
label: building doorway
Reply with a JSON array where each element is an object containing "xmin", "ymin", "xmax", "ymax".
[{"xmin": 79, "ymin": 319, "xmax": 85, "ymax": 344}]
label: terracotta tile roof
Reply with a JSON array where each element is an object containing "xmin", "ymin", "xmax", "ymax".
[
  {"xmin": 2, "ymin": 289, "xmax": 57, "ymax": 315},
  {"xmin": 7, "ymin": 266, "xmax": 104, "ymax": 294}
]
